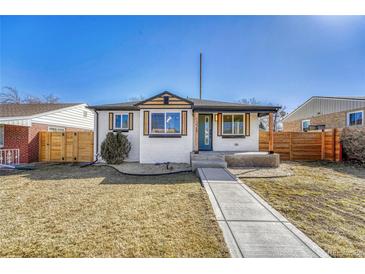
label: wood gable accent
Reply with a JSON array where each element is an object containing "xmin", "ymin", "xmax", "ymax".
[{"xmin": 136, "ymin": 92, "xmax": 192, "ymax": 109}]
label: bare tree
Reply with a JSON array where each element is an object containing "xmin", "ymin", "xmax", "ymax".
[
  {"xmin": 23, "ymin": 95, "xmax": 43, "ymax": 104},
  {"xmin": 238, "ymin": 97, "xmax": 274, "ymax": 106},
  {"xmin": 43, "ymin": 94, "xmax": 60, "ymax": 104},
  {"xmin": 238, "ymin": 97, "xmax": 286, "ymax": 131},
  {"xmin": 1, "ymin": 86, "xmax": 61, "ymax": 104},
  {"xmin": 128, "ymin": 95, "xmax": 145, "ymax": 102},
  {"xmin": 0, "ymin": 87, "xmax": 21, "ymax": 104}
]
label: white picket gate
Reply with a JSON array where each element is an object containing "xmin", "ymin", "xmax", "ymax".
[{"xmin": 0, "ymin": 149, "xmax": 20, "ymax": 165}]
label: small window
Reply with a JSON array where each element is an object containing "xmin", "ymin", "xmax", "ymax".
[
  {"xmin": 0, "ymin": 125, "xmax": 4, "ymax": 148},
  {"xmin": 222, "ymin": 114, "xmax": 244, "ymax": 135},
  {"xmin": 347, "ymin": 111, "xmax": 363, "ymax": 126},
  {"xmin": 83, "ymin": 110, "xmax": 88, "ymax": 118},
  {"xmin": 302, "ymin": 119, "xmax": 310, "ymax": 132},
  {"xmin": 115, "ymin": 114, "xmax": 129, "ymax": 129},
  {"xmin": 48, "ymin": 126, "xmax": 65, "ymax": 132},
  {"xmin": 150, "ymin": 112, "xmax": 181, "ymax": 134}
]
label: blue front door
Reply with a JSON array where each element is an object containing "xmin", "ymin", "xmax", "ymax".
[{"xmin": 198, "ymin": 114, "xmax": 212, "ymax": 151}]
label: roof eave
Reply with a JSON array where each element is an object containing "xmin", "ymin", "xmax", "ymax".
[
  {"xmin": 193, "ymin": 106, "xmax": 280, "ymax": 112},
  {"xmin": 88, "ymin": 106, "xmax": 139, "ymax": 111}
]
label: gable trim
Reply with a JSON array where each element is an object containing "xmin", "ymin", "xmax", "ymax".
[{"xmin": 134, "ymin": 91, "xmax": 193, "ymax": 106}]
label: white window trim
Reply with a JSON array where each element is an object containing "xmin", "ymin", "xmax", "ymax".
[
  {"xmin": 347, "ymin": 110, "xmax": 364, "ymax": 126},
  {"xmin": 48, "ymin": 126, "xmax": 65, "ymax": 132},
  {"xmin": 301, "ymin": 119, "xmax": 311, "ymax": 131},
  {"xmin": 222, "ymin": 113, "xmax": 245, "ymax": 135},
  {"xmin": 0, "ymin": 125, "xmax": 4, "ymax": 148},
  {"xmin": 114, "ymin": 113, "xmax": 129, "ymax": 130},
  {"xmin": 149, "ymin": 111, "xmax": 181, "ymax": 135}
]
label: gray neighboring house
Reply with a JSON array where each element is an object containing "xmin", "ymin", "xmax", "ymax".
[{"xmin": 283, "ymin": 96, "xmax": 365, "ymax": 132}]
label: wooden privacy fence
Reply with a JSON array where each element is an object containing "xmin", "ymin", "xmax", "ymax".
[
  {"xmin": 39, "ymin": 131, "xmax": 94, "ymax": 162},
  {"xmin": 259, "ymin": 129, "xmax": 342, "ymax": 161}
]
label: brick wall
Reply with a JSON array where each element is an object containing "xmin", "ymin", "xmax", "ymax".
[
  {"xmin": 3, "ymin": 123, "xmax": 92, "ymax": 163},
  {"xmin": 283, "ymin": 120, "xmax": 302, "ymax": 131},
  {"xmin": 3, "ymin": 125, "xmax": 30, "ymax": 163},
  {"xmin": 283, "ymin": 107, "xmax": 365, "ymax": 132},
  {"xmin": 28, "ymin": 123, "xmax": 48, "ymax": 163}
]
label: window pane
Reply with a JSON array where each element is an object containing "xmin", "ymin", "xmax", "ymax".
[
  {"xmin": 49, "ymin": 127, "xmax": 65, "ymax": 132},
  {"xmin": 355, "ymin": 112, "xmax": 363, "ymax": 125},
  {"xmin": 166, "ymin": 113, "xmax": 180, "ymax": 133},
  {"xmin": 223, "ymin": 115, "xmax": 233, "ymax": 134},
  {"xmin": 151, "ymin": 113, "xmax": 165, "ymax": 133},
  {"xmin": 349, "ymin": 113, "xmax": 355, "ymax": 125},
  {"xmin": 234, "ymin": 115, "xmax": 244, "ymax": 134},
  {"xmin": 350, "ymin": 112, "xmax": 363, "ymax": 126},
  {"xmin": 122, "ymin": 114, "xmax": 128, "ymax": 129},
  {"xmin": 115, "ymin": 115, "xmax": 121, "ymax": 128},
  {"xmin": 302, "ymin": 120, "xmax": 310, "ymax": 130}
]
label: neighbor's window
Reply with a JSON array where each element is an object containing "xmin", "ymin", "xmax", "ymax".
[
  {"xmin": 115, "ymin": 114, "xmax": 129, "ymax": 129},
  {"xmin": 347, "ymin": 111, "xmax": 363, "ymax": 126},
  {"xmin": 223, "ymin": 114, "xmax": 244, "ymax": 135},
  {"xmin": 0, "ymin": 125, "xmax": 4, "ymax": 147},
  {"xmin": 48, "ymin": 126, "xmax": 65, "ymax": 132},
  {"xmin": 151, "ymin": 112, "xmax": 181, "ymax": 134},
  {"xmin": 302, "ymin": 119, "xmax": 310, "ymax": 132}
]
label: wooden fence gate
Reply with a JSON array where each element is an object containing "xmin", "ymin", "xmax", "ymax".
[
  {"xmin": 39, "ymin": 131, "xmax": 94, "ymax": 162},
  {"xmin": 259, "ymin": 129, "xmax": 342, "ymax": 161}
]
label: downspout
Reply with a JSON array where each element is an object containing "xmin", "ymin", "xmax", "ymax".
[{"xmin": 95, "ymin": 110, "xmax": 99, "ymax": 155}]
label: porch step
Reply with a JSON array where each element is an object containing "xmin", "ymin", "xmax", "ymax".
[
  {"xmin": 191, "ymin": 159, "xmax": 227, "ymax": 171},
  {"xmin": 190, "ymin": 152, "xmax": 225, "ymax": 161}
]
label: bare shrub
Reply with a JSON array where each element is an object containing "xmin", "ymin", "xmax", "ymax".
[{"xmin": 341, "ymin": 127, "xmax": 365, "ymax": 164}]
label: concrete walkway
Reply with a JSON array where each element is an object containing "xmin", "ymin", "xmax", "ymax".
[{"xmin": 197, "ymin": 168, "xmax": 330, "ymax": 258}]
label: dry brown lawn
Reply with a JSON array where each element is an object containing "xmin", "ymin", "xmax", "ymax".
[
  {"xmin": 0, "ymin": 164, "xmax": 229, "ymax": 258},
  {"xmin": 243, "ymin": 161, "xmax": 365, "ymax": 258}
]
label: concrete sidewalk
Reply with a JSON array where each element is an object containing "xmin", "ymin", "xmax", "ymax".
[{"xmin": 197, "ymin": 168, "xmax": 330, "ymax": 258}]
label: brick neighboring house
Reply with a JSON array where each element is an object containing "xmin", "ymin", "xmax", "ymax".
[
  {"xmin": 0, "ymin": 103, "xmax": 94, "ymax": 164},
  {"xmin": 283, "ymin": 96, "xmax": 365, "ymax": 132}
]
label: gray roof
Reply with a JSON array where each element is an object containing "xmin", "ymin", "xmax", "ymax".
[
  {"xmin": 89, "ymin": 96, "xmax": 280, "ymax": 112},
  {"xmin": 88, "ymin": 101, "xmax": 139, "ymax": 111},
  {"xmin": 189, "ymin": 98, "xmax": 279, "ymax": 111},
  {"xmin": 0, "ymin": 103, "xmax": 81, "ymax": 118},
  {"xmin": 311, "ymin": 96, "xmax": 365, "ymax": 100}
]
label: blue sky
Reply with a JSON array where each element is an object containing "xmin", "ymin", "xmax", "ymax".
[{"xmin": 0, "ymin": 16, "xmax": 364, "ymax": 111}]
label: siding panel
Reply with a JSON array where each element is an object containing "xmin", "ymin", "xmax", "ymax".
[
  {"xmin": 32, "ymin": 104, "xmax": 94, "ymax": 130},
  {"xmin": 285, "ymin": 97, "xmax": 365, "ymax": 122}
]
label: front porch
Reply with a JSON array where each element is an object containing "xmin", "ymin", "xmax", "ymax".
[
  {"xmin": 192, "ymin": 112, "xmax": 276, "ymax": 153},
  {"xmin": 191, "ymin": 111, "xmax": 278, "ymax": 170}
]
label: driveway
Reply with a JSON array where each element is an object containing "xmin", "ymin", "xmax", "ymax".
[{"xmin": 198, "ymin": 168, "xmax": 330, "ymax": 258}]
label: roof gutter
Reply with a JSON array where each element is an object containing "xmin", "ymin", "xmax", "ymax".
[
  {"xmin": 87, "ymin": 106, "xmax": 139, "ymax": 111},
  {"xmin": 193, "ymin": 106, "xmax": 280, "ymax": 112}
]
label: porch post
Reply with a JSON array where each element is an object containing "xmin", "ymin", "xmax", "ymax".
[
  {"xmin": 193, "ymin": 112, "xmax": 199, "ymax": 152},
  {"xmin": 268, "ymin": 112, "xmax": 274, "ymax": 153}
]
